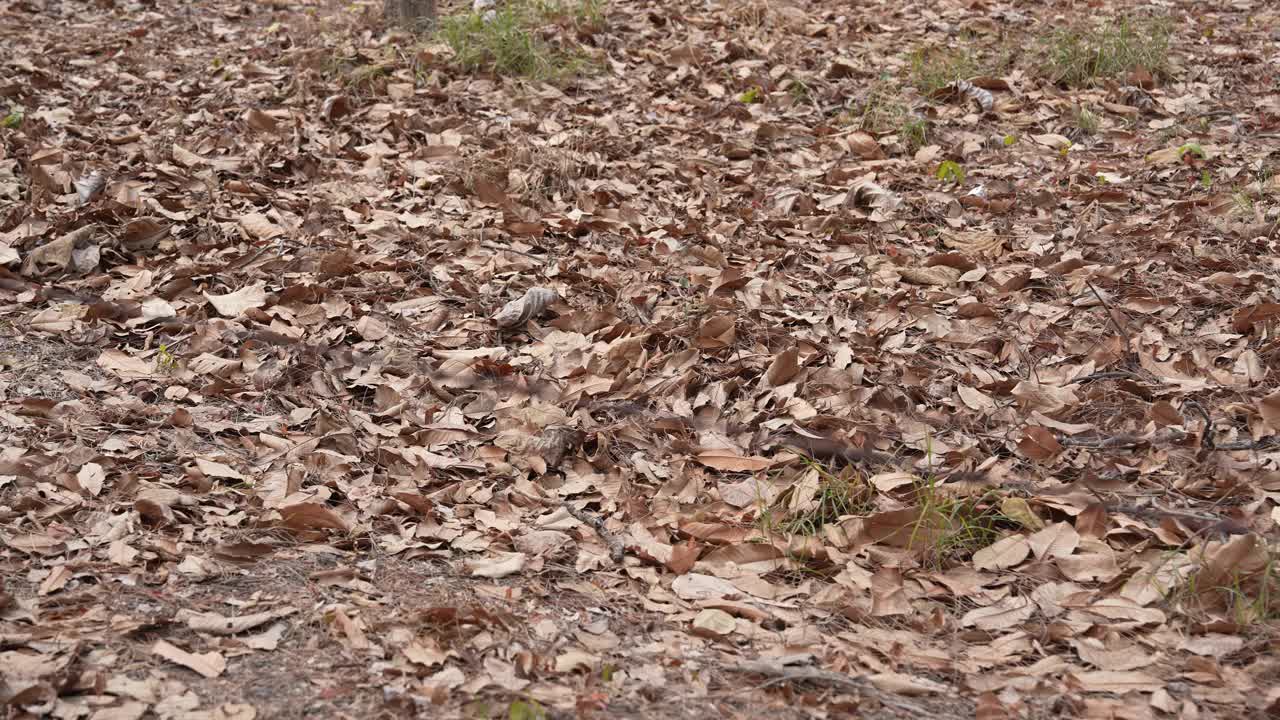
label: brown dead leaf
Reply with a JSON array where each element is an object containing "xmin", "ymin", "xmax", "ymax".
[
  {"xmin": 695, "ymin": 451, "xmax": 774, "ymax": 472},
  {"xmin": 1018, "ymin": 426, "xmax": 1063, "ymax": 461}
]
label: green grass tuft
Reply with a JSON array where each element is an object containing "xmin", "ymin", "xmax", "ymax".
[
  {"xmin": 436, "ymin": 0, "xmax": 600, "ymax": 82},
  {"xmin": 1038, "ymin": 15, "xmax": 1172, "ymax": 87}
]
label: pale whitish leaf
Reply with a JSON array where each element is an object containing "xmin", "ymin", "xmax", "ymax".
[
  {"xmin": 238, "ymin": 212, "xmax": 283, "ymax": 240},
  {"xmin": 961, "ymin": 596, "xmax": 1035, "ymax": 630},
  {"xmin": 204, "ymin": 283, "xmax": 268, "ymax": 318},
  {"xmin": 195, "ymin": 458, "xmax": 244, "ymax": 480},
  {"xmin": 96, "ymin": 349, "xmax": 156, "ymax": 380},
  {"xmin": 177, "ymin": 607, "xmax": 296, "ymax": 635},
  {"xmin": 1000, "ymin": 497, "xmax": 1046, "ymax": 531},
  {"xmin": 1068, "ymin": 670, "xmax": 1161, "ymax": 694},
  {"xmin": 467, "ymin": 552, "xmax": 527, "ymax": 578},
  {"xmin": 152, "ymin": 640, "xmax": 226, "ymax": 678},
  {"xmin": 1027, "ymin": 522, "xmax": 1079, "ymax": 559},
  {"xmin": 76, "ymin": 462, "xmax": 105, "ymax": 496},
  {"xmin": 957, "ymin": 385, "xmax": 996, "ymax": 411},
  {"xmin": 691, "ymin": 608, "xmax": 736, "ymax": 636},
  {"xmin": 972, "ymin": 534, "xmax": 1030, "ymax": 570},
  {"xmin": 869, "ymin": 471, "xmax": 917, "ymax": 492}
]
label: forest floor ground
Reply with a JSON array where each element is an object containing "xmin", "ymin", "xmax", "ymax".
[{"xmin": 2, "ymin": 0, "xmax": 1280, "ymax": 717}]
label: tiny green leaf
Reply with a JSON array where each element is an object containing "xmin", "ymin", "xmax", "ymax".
[
  {"xmin": 935, "ymin": 160, "xmax": 965, "ymax": 185},
  {"xmin": 1179, "ymin": 142, "xmax": 1206, "ymax": 159}
]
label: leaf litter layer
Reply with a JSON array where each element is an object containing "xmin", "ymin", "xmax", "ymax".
[{"xmin": 2, "ymin": 0, "xmax": 1280, "ymax": 717}]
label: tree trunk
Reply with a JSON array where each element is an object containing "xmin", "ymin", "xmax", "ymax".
[{"xmin": 384, "ymin": 0, "xmax": 437, "ymax": 30}]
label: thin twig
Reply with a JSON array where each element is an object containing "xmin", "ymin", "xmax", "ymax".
[
  {"xmin": 563, "ymin": 500, "xmax": 625, "ymax": 563},
  {"xmin": 1086, "ymin": 280, "xmax": 1133, "ymax": 363}
]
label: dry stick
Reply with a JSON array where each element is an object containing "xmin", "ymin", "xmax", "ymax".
[
  {"xmin": 1086, "ymin": 280, "xmax": 1134, "ymax": 364},
  {"xmin": 562, "ymin": 501, "xmax": 625, "ymax": 563},
  {"xmin": 730, "ymin": 660, "xmax": 930, "ymax": 716}
]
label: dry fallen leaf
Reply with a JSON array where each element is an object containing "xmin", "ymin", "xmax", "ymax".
[
  {"xmin": 1, "ymin": 1, "xmax": 1275, "ymax": 716},
  {"xmin": 152, "ymin": 640, "xmax": 227, "ymax": 678},
  {"xmin": 493, "ymin": 287, "xmax": 557, "ymax": 328},
  {"xmin": 204, "ymin": 283, "xmax": 268, "ymax": 318}
]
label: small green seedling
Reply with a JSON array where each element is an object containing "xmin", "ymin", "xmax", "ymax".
[
  {"xmin": 1200, "ymin": 169, "xmax": 1213, "ymax": 189},
  {"xmin": 508, "ymin": 699, "xmax": 546, "ymax": 720},
  {"xmin": 156, "ymin": 344, "xmax": 178, "ymax": 373},
  {"xmin": 2, "ymin": 110, "xmax": 23, "ymax": 129},
  {"xmin": 739, "ymin": 86, "xmax": 763, "ymax": 104},
  {"xmin": 936, "ymin": 160, "xmax": 965, "ymax": 185},
  {"xmin": 1179, "ymin": 142, "xmax": 1206, "ymax": 160},
  {"xmin": 1003, "ymin": 133, "xmax": 1017, "ymax": 146},
  {"xmin": 1059, "ymin": 140, "xmax": 1072, "ymax": 158}
]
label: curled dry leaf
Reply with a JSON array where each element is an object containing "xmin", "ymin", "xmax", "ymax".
[
  {"xmin": 204, "ymin": 282, "xmax": 268, "ymax": 318},
  {"xmin": 493, "ymin": 286, "xmax": 557, "ymax": 328},
  {"xmin": 152, "ymin": 640, "xmax": 226, "ymax": 678},
  {"xmin": 21, "ymin": 224, "xmax": 97, "ymax": 277}
]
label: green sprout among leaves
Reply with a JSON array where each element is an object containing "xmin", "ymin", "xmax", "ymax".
[
  {"xmin": 508, "ymin": 699, "xmax": 546, "ymax": 720},
  {"xmin": 1059, "ymin": 140, "xmax": 1073, "ymax": 158},
  {"xmin": 1003, "ymin": 133, "xmax": 1017, "ymax": 146},
  {"xmin": 2, "ymin": 110, "xmax": 24, "ymax": 129},
  {"xmin": 1179, "ymin": 142, "xmax": 1206, "ymax": 160},
  {"xmin": 156, "ymin": 344, "xmax": 178, "ymax": 374},
  {"xmin": 1200, "ymin": 169, "xmax": 1213, "ymax": 189},
  {"xmin": 900, "ymin": 117, "xmax": 929, "ymax": 152},
  {"xmin": 936, "ymin": 160, "xmax": 965, "ymax": 185},
  {"xmin": 739, "ymin": 86, "xmax": 763, "ymax": 104}
]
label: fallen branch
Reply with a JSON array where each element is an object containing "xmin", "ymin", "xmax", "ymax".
[
  {"xmin": 562, "ymin": 501, "xmax": 625, "ymax": 563},
  {"xmin": 1086, "ymin": 280, "xmax": 1135, "ymax": 364}
]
